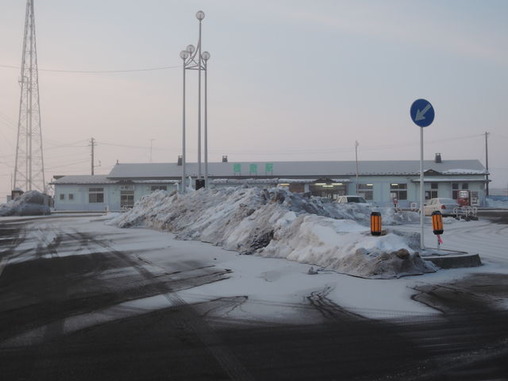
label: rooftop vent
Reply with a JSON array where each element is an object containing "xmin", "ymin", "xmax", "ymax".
[
  {"xmin": 222, "ymin": 155, "xmax": 228, "ymax": 163},
  {"xmin": 435, "ymin": 153, "xmax": 442, "ymax": 163},
  {"xmin": 177, "ymin": 155, "xmax": 182, "ymax": 166}
]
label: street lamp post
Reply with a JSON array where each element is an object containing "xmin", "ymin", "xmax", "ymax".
[
  {"xmin": 179, "ymin": 49, "xmax": 190, "ymax": 193},
  {"xmin": 202, "ymin": 51, "xmax": 210, "ymax": 188},
  {"xmin": 179, "ymin": 10, "xmax": 210, "ymax": 192},
  {"xmin": 197, "ymin": 10, "xmax": 204, "ymax": 181}
]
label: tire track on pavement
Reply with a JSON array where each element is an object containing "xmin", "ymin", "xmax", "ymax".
[{"xmin": 81, "ymin": 231, "xmax": 256, "ymax": 381}]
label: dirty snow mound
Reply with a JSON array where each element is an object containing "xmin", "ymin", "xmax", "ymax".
[
  {"xmin": 110, "ymin": 187, "xmax": 436, "ymax": 278},
  {"xmin": 0, "ymin": 191, "xmax": 51, "ymax": 216},
  {"xmin": 259, "ymin": 214, "xmax": 434, "ymax": 278}
]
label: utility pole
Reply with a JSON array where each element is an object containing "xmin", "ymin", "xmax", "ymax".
[
  {"xmin": 485, "ymin": 131, "xmax": 490, "ymax": 196},
  {"xmin": 13, "ymin": 0, "xmax": 46, "ymax": 193},
  {"xmin": 90, "ymin": 137, "xmax": 96, "ymax": 175}
]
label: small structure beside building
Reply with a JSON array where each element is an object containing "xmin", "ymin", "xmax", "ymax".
[{"xmin": 51, "ymin": 156, "xmax": 488, "ymax": 212}]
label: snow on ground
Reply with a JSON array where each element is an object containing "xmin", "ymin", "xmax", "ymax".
[
  {"xmin": 486, "ymin": 195, "xmax": 508, "ymax": 208},
  {"xmin": 0, "ymin": 191, "xmax": 50, "ymax": 216},
  {"xmin": 91, "ymin": 217, "xmax": 443, "ymax": 321},
  {"xmin": 3, "ymin": 212, "xmax": 507, "ymax": 325},
  {"xmin": 101, "ymin": 213, "xmax": 508, "ymax": 322},
  {"xmin": 110, "ymin": 187, "xmax": 434, "ymax": 279},
  {"xmin": 6, "ymin": 186, "xmax": 495, "ymax": 325}
]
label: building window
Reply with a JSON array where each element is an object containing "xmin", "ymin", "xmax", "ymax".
[
  {"xmin": 429, "ymin": 183, "xmax": 438, "ymax": 199},
  {"xmin": 59, "ymin": 194, "xmax": 65, "ymax": 201},
  {"xmin": 120, "ymin": 190, "xmax": 134, "ymax": 209},
  {"xmin": 310, "ymin": 181, "xmax": 346, "ymax": 199},
  {"xmin": 89, "ymin": 187, "xmax": 104, "ymax": 203},
  {"xmin": 390, "ymin": 183, "xmax": 407, "ymax": 200},
  {"xmin": 151, "ymin": 185, "xmax": 167, "ymax": 192},
  {"xmin": 358, "ymin": 184, "xmax": 373, "ymax": 200},
  {"xmin": 452, "ymin": 183, "xmax": 468, "ymax": 199},
  {"xmin": 68, "ymin": 194, "xmax": 74, "ymax": 201},
  {"xmin": 452, "ymin": 183, "xmax": 459, "ymax": 199}
]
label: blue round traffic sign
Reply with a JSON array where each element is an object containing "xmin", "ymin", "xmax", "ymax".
[{"xmin": 410, "ymin": 99, "xmax": 434, "ymax": 127}]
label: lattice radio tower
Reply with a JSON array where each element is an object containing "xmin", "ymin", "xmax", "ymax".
[{"xmin": 13, "ymin": 0, "xmax": 46, "ymax": 193}]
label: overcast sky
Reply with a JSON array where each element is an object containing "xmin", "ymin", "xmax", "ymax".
[{"xmin": 0, "ymin": 0, "xmax": 507, "ymax": 198}]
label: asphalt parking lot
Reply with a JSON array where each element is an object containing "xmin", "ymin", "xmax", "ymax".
[{"xmin": 1, "ymin": 216, "xmax": 507, "ymax": 380}]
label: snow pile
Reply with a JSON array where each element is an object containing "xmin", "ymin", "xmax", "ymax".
[
  {"xmin": 0, "ymin": 191, "xmax": 51, "ymax": 216},
  {"xmin": 110, "ymin": 187, "xmax": 436, "ymax": 278},
  {"xmin": 486, "ymin": 196, "xmax": 508, "ymax": 209},
  {"xmin": 259, "ymin": 215, "xmax": 432, "ymax": 278},
  {"xmin": 378, "ymin": 207, "xmax": 420, "ymax": 225}
]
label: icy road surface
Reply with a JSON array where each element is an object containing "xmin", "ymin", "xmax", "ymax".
[{"xmin": 0, "ymin": 215, "xmax": 507, "ymax": 380}]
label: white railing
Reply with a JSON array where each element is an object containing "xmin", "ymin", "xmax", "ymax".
[{"xmin": 453, "ymin": 206, "xmax": 478, "ymax": 219}]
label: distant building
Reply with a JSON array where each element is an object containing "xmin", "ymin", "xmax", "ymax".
[{"xmin": 51, "ymin": 156, "xmax": 488, "ymax": 212}]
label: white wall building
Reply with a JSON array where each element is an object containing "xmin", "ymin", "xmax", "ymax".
[{"xmin": 51, "ymin": 157, "xmax": 488, "ymax": 212}]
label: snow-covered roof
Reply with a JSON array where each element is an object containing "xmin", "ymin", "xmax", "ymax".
[
  {"xmin": 131, "ymin": 179, "xmax": 180, "ymax": 184},
  {"xmin": 441, "ymin": 168, "xmax": 487, "ymax": 175},
  {"xmin": 107, "ymin": 160, "xmax": 486, "ymax": 179},
  {"xmin": 410, "ymin": 177, "xmax": 488, "ymax": 183},
  {"xmin": 51, "ymin": 175, "xmax": 116, "ymax": 185},
  {"xmin": 51, "ymin": 175, "xmax": 179, "ymax": 185},
  {"xmin": 210, "ymin": 178, "xmax": 351, "ymax": 185}
]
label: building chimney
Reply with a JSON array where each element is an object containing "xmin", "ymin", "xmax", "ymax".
[
  {"xmin": 222, "ymin": 155, "xmax": 228, "ymax": 163},
  {"xmin": 435, "ymin": 153, "xmax": 442, "ymax": 163},
  {"xmin": 177, "ymin": 155, "xmax": 182, "ymax": 166}
]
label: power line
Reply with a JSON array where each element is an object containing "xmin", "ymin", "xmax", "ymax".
[
  {"xmin": 0, "ymin": 111, "xmax": 18, "ymax": 129},
  {"xmin": 45, "ymin": 159, "xmax": 90, "ymax": 171},
  {"xmin": 99, "ymin": 141, "xmax": 153, "ymax": 150},
  {"xmin": 44, "ymin": 139, "xmax": 90, "ymax": 150},
  {"xmin": 0, "ymin": 63, "xmax": 179, "ymax": 74}
]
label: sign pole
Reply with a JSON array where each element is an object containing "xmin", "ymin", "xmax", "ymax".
[
  {"xmin": 410, "ymin": 98, "xmax": 435, "ymax": 251},
  {"xmin": 420, "ymin": 126, "xmax": 424, "ymax": 250}
]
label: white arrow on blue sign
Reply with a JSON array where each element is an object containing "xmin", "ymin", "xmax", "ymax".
[{"xmin": 410, "ymin": 99, "xmax": 435, "ymax": 127}]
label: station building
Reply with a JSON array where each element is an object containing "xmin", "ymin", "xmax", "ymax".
[{"xmin": 51, "ymin": 154, "xmax": 488, "ymax": 212}]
